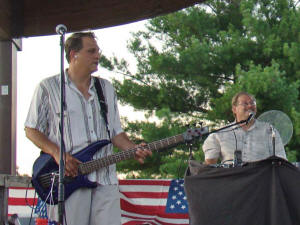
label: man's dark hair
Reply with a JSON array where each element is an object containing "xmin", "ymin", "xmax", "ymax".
[{"xmin": 65, "ymin": 32, "xmax": 96, "ymax": 63}]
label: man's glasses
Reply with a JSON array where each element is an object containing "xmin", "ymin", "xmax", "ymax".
[{"xmin": 236, "ymin": 101, "xmax": 256, "ymax": 107}]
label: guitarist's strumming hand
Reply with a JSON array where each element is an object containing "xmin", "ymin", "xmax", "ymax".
[
  {"xmin": 134, "ymin": 143, "xmax": 152, "ymax": 164},
  {"xmin": 53, "ymin": 150, "xmax": 81, "ymax": 177},
  {"xmin": 24, "ymin": 127, "xmax": 81, "ymax": 177}
]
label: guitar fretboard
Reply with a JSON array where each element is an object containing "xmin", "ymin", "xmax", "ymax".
[{"xmin": 79, "ymin": 134, "xmax": 184, "ymax": 175}]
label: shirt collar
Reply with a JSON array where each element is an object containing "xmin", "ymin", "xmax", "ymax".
[{"xmin": 64, "ymin": 69, "xmax": 95, "ymax": 89}]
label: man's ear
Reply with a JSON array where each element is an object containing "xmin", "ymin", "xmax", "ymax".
[
  {"xmin": 232, "ymin": 106, "xmax": 236, "ymax": 117},
  {"xmin": 70, "ymin": 50, "xmax": 77, "ymax": 61}
]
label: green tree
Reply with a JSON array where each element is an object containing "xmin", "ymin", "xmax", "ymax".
[
  {"xmin": 115, "ymin": 108, "xmax": 205, "ymax": 178},
  {"xmin": 101, "ymin": 0, "xmax": 300, "ymax": 178}
]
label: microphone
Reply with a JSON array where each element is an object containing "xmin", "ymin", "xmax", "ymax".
[
  {"xmin": 56, "ymin": 24, "xmax": 67, "ymax": 35},
  {"xmin": 246, "ymin": 111, "xmax": 255, "ymax": 125}
]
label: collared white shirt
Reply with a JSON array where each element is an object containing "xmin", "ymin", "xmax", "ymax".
[
  {"xmin": 203, "ymin": 120, "xmax": 287, "ymax": 163},
  {"xmin": 25, "ymin": 72, "xmax": 123, "ymax": 185}
]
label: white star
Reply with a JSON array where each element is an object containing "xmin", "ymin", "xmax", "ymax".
[
  {"xmin": 180, "ymin": 183, "xmax": 184, "ymax": 187},
  {"xmin": 176, "ymin": 180, "xmax": 180, "ymax": 183},
  {"xmin": 181, "ymin": 205, "xmax": 186, "ymax": 209},
  {"xmin": 176, "ymin": 200, "xmax": 182, "ymax": 205},
  {"xmin": 174, "ymin": 187, "xmax": 178, "ymax": 191},
  {"xmin": 183, "ymin": 196, "xmax": 187, "ymax": 200},
  {"xmin": 172, "ymin": 195, "xmax": 177, "ymax": 200},
  {"xmin": 170, "ymin": 205, "xmax": 175, "ymax": 209},
  {"xmin": 178, "ymin": 191, "xmax": 183, "ymax": 196}
]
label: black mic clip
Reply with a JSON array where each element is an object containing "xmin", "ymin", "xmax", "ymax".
[{"xmin": 246, "ymin": 111, "xmax": 255, "ymax": 125}]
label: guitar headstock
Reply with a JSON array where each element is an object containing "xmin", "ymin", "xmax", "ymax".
[{"xmin": 183, "ymin": 126, "xmax": 209, "ymax": 142}]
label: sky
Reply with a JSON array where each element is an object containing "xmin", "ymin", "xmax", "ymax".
[{"xmin": 16, "ymin": 20, "xmax": 147, "ymax": 175}]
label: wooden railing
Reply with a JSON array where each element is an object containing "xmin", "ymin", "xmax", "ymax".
[{"xmin": 0, "ymin": 174, "xmax": 32, "ymax": 225}]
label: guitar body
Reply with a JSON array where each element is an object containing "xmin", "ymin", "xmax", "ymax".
[{"xmin": 31, "ymin": 139, "xmax": 111, "ymax": 204}]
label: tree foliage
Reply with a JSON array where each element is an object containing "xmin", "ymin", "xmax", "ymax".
[{"xmin": 100, "ymin": 0, "xmax": 300, "ymax": 178}]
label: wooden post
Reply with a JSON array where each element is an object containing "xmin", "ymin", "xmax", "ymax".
[
  {"xmin": 0, "ymin": 175, "xmax": 8, "ymax": 225},
  {"xmin": 0, "ymin": 39, "xmax": 21, "ymax": 175}
]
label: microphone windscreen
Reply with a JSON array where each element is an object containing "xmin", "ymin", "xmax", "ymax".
[
  {"xmin": 246, "ymin": 111, "xmax": 255, "ymax": 124},
  {"xmin": 56, "ymin": 24, "xmax": 67, "ymax": 35}
]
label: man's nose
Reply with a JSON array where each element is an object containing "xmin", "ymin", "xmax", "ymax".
[{"xmin": 95, "ymin": 52, "xmax": 100, "ymax": 60}]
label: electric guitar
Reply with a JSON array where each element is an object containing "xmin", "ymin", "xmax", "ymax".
[{"xmin": 31, "ymin": 127, "xmax": 208, "ymax": 204}]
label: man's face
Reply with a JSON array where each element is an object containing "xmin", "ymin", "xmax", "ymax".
[
  {"xmin": 75, "ymin": 37, "xmax": 101, "ymax": 73},
  {"xmin": 232, "ymin": 94, "xmax": 257, "ymax": 122}
]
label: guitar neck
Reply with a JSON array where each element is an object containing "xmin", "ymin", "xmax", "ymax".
[{"xmin": 79, "ymin": 133, "xmax": 184, "ymax": 175}]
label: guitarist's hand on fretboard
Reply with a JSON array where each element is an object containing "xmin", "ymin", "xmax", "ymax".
[{"xmin": 134, "ymin": 143, "xmax": 152, "ymax": 164}]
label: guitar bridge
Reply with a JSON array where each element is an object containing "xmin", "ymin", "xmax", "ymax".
[{"xmin": 38, "ymin": 172, "xmax": 58, "ymax": 189}]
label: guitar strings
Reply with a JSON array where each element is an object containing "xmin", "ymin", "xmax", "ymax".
[
  {"xmin": 47, "ymin": 174, "xmax": 57, "ymax": 222},
  {"xmin": 38, "ymin": 172, "xmax": 56, "ymax": 216},
  {"xmin": 80, "ymin": 135, "xmax": 183, "ymax": 173},
  {"xmin": 39, "ymin": 172, "xmax": 58, "ymax": 188}
]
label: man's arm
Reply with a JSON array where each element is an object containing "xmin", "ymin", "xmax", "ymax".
[
  {"xmin": 25, "ymin": 127, "xmax": 80, "ymax": 177},
  {"xmin": 112, "ymin": 132, "xmax": 152, "ymax": 164},
  {"xmin": 202, "ymin": 133, "xmax": 221, "ymax": 165}
]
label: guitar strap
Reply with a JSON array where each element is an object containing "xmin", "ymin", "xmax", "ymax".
[{"xmin": 94, "ymin": 77, "xmax": 111, "ymax": 140}]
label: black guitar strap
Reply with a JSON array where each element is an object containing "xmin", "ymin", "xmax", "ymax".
[{"xmin": 94, "ymin": 77, "xmax": 111, "ymax": 140}]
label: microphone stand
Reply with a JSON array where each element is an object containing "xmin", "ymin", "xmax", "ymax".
[
  {"xmin": 209, "ymin": 118, "xmax": 248, "ymax": 135},
  {"xmin": 56, "ymin": 24, "xmax": 67, "ymax": 225}
]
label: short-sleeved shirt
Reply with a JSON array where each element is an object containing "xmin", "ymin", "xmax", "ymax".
[
  {"xmin": 25, "ymin": 72, "xmax": 123, "ymax": 185},
  {"xmin": 202, "ymin": 120, "xmax": 287, "ymax": 163}
]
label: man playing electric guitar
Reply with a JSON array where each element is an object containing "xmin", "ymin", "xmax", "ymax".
[{"xmin": 25, "ymin": 32, "xmax": 152, "ymax": 225}]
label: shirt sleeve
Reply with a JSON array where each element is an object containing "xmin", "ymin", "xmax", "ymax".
[
  {"xmin": 24, "ymin": 83, "xmax": 49, "ymax": 135},
  {"xmin": 202, "ymin": 133, "xmax": 221, "ymax": 160},
  {"xmin": 274, "ymin": 128, "xmax": 287, "ymax": 159}
]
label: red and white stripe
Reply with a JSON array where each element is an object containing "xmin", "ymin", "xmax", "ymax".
[
  {"xmin": 7, "ymin": 180, "xmax": 189, "ymax": 225},
  {"xmin": 119, "ymin": 179, "xmax": 189, "ymax": 225},
  {"xmin": 8, "ymin": 187, "xmax": 37, "ymax": 217}
]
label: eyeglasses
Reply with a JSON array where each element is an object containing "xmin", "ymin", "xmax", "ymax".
[{"xmin": 236, "ymin": 101, "xmax": 256, "ymax": 107}]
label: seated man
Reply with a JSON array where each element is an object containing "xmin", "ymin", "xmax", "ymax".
[{"xmin": 202, "ymin": 92, "xmax": 287, "ymax": 165}]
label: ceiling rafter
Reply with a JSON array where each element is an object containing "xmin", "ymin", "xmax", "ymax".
[{"xmin": 0, "ymin": 0, "xmax": 204, "ymax": 40}]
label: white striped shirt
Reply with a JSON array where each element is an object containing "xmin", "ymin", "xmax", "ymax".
[
  {"xmin": 203, "ymin": 120, "xmax": 287, "ymax": 163},
  {"xmin": 25, "ymin": 72, "xmax": 123, "ymax": 185}
]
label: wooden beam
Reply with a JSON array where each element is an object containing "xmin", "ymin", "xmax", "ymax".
[
  {"xmin": 20, "ymin": 0, "xmax": 203, "ymax": 38},
  {"xmin": 1, "ymin": 174, "xmax": 32, "ymax": 188},
  {"xmin": 11, "ymin": 0, "xmax": 24, "ymax": 38},
  {"xmin": 0, "ymin": 0, "xmax": 12, "ymax": 40}
]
